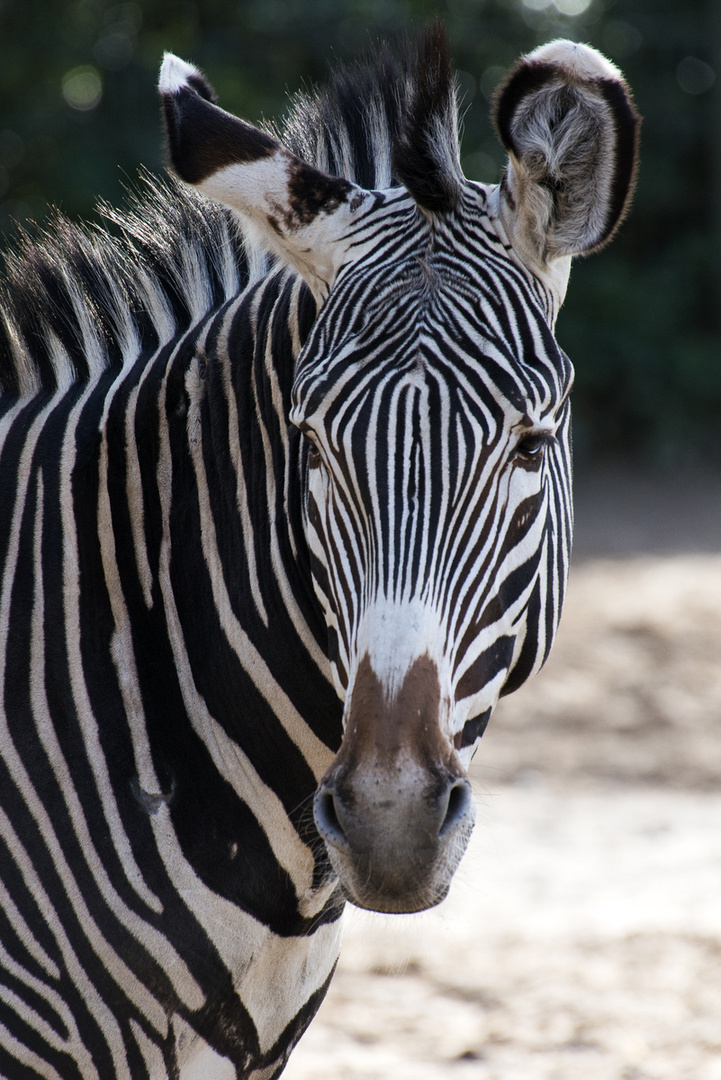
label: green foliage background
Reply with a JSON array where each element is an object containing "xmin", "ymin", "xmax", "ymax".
[{"xmin": 0, "ymin": 0, "xmax": 718, "ymax": 466}]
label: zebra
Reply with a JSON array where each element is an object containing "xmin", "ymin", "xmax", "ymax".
[{"xmin": 0, "ymin": 25, "xmax": 638, "ymax": 1080}]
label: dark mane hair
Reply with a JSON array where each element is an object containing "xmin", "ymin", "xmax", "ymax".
[
  {"xmin": 279, "ymin": 23, "xmax": 462, "ymax": 210},
  {"xmin": 0, "ymin": 25, "xmax": 462, "ymax": 396},
  {"xmin": 0, "ymin": 179, "xmax": 248, "ymax": 397}
]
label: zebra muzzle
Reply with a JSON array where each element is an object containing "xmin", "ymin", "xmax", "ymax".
[{"xmin": 313, "ymin": 652, "xmax": 476, "ymax": 913}]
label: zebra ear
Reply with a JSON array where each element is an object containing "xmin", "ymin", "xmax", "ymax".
[
  {"xmin": 492, "ymin": 40, "xmax": 639, "ymax": 279},
  {"xmin": 158, "ymin": 54, "xmax": 372, "ymax": 300}
]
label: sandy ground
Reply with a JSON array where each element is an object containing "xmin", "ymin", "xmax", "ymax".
[{"xmin": 284, "ymin": 472, "xmax": 721, "ymax": 1080}]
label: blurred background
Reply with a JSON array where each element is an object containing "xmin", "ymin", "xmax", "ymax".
[
  {"xmin": 0, "ymin": 0, "xmax": 719, "ymax": 470},
  {"xmin": 2, "ymin": 3, "xmax": 720, "ymax": 1078}
]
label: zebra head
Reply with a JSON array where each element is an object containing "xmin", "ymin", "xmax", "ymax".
[{"xmin": 160, "ymin": 31, "xmax": 638, "ymax": 913}]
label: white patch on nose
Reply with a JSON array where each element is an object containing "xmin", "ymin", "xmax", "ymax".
[{"xmin": 354, "ymin": 599, "xmax": 447, "ymax": 703}]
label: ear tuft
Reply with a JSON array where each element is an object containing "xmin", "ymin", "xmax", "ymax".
[
  {"xmin": 522, "ymin": 39, "xmax": 625, "ymax": 83},
  {"xmin": 159, "ymin": 54, "xmax": 217, "ymax": 104}
]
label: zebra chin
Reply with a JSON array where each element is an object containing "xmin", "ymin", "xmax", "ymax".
[{"xmin": 313, "ymin": 652, "xmax": 477, "ymax": 914}]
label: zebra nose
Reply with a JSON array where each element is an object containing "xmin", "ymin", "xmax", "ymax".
[
  {"xmin": 313, "ymin": 772, "xmax": 474, "ymax": 852},
  {"xmin": 313, "ymin": 785, "xmax": 352, "ymax": 852},
  {"xmin": 438, "ymin": 776, "xmax": 474, "ymax": 839},
  {"xmin": 312, "ymin": 769, "xmax": 475, "ymax": 912}
]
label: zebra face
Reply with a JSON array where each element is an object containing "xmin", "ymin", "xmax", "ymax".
[
  {"xmin": 159, "ymin": 34, "xmax": 637, "ymax": 913},
  {"xmin": 291, "ymin": 199, "xmax": 573, "ymax": 911}
]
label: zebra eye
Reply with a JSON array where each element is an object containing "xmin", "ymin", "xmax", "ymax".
[
  {"xmin": 516, "ymin": 433, "xmax": 549, "ymax": 459},
  {"xmin": 302, "ymin": 432, "xmax": 322, "ymax": 468}
]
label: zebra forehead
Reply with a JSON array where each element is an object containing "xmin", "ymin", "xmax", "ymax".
[
  {"xmin": 293, "ymin": 301, "xmax": 569, "ymax": 429},
  {"xmin": 293, "ymin": 225, "xmax": 567, "ymax": 381}
]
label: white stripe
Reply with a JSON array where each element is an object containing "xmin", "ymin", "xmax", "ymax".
[
  {"xmin": 172, "ymin": 374, "xmax": 334, "ymax": 909},
  {"xmin": 213, "ymin": 298, "xmax": 269, "ymax": 626},
  {"xmin": 0, "ymin": 878, "xmax": 60, "ymax": 981},
  {"xmin": 124, "ymin": 380, "xmax": 156, "ymax": 609},
  {"xmin": 0, "ymin": 937, "xmax": 96, "ymax": 1072},
  {"xmin": 60, "ymin": 379, "xmax": 162, "ymax": 913},
  {"xmin": 0, "ymin": 808, "xmax": 108, "ymax": 1080},
  {"xmin": 180, "ymin": 345, "xmax": 334, "ymax": 782},
  {"xmin": 3, "ymin": 476, "xmax": 169, "ymax": 1043},
  {"xmin": 148, "ymin": 798, "xmax": 341, "ymax": 1058},
  {"xmin": 254, "ymin": 287, "xmax": 333, "ymax": 668},
  {"xmin": 119, "ymin": 272, "xmax": 174, "ymax": 611},
  {"xmin": 44, "ymin": 329, "xmax": 77, "ymax": 394},
  {"xmin": 130, "ymin": 1018, "xmax": 169, "ymax": 1079},
  {"xmin": 35, "ymin": 464, "xmax": 206, "ymax": 1014},
  {"xmin": 0, "ymin": 1020, "xmax": 66, "ymax": 1080}
]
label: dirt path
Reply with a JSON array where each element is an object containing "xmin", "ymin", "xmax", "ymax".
[
  {"xmin": 286, "ymin": 789, "xmax": 721, "ymax": 1080},
  {"xmin": 285, "ymin": 553, "xmax": 721, "ymax": 1080}
]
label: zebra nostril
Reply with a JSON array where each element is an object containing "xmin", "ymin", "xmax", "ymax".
[
  {"xmin": 314, "ymin": 787, "xmax": 351, "ymax": 851},
  {"xmin": 438, "ymin": 778, "xmax": 473, "ymax": 840}
]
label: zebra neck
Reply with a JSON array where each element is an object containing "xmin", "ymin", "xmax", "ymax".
[
  {"xmin": 119, "ymin": 268, "xmax": 342, "ymax": 769},
  {"xmin": 192, "ymin": 270, "xmax": 324, "ymax": 637}
]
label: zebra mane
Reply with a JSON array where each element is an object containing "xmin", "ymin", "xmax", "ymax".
[
  {"xmin": 0, "ymin": 175, "xmax": 249, "ymax": 397},
  {"xmin": 278, "ymin": 22, "xmax": 463, "ymax": 210},
  {"xmin": 0, "ymin": 25, "xmax": 462, "ymax": 397}
]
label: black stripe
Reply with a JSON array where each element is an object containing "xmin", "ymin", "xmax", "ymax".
[{"xmin": 595, "ymin": 77, "xmax": 641, "ymax": 249}]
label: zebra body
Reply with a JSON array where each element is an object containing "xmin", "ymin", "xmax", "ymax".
[
  {"xmin": 0, "ymin": 28, "xmax": 638, "ymax": 1079},
  {"xmin": 0, "ymin": 236, "xmax": 343, "ymax": 1077}
]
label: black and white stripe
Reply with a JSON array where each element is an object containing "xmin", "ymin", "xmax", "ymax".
[
  {"xmin": 291, "ymin": 185, "xmax": 574, "ymax": 730},
  {"xmin": 0, "ymin": 26, "xmax": 638, "ymax": 1079}
]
